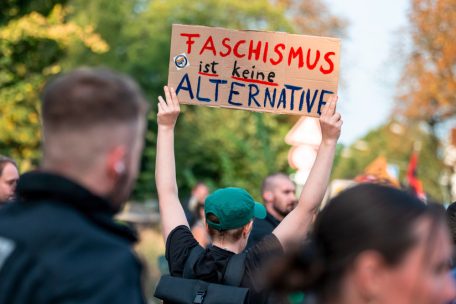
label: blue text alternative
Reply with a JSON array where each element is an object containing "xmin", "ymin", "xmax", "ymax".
[{"xmin": 175, "ymin": 73, "xmax": 333, "ymax": 115}]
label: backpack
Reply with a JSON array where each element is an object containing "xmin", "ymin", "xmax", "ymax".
[{"xmin": 154, "ymin": 246, "xmax": 249, "ymax": 304}]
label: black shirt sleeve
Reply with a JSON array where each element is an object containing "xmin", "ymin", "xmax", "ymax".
[
  {"xmin": 242, "ymin": 233, "xmax": 284, "ymax": 298},
  {"xmin": 165, "ymin": 225, "xmax": 200, "ymax": 277}
]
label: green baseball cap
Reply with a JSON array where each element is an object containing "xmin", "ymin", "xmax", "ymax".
[{"xmin": 204, "ymin": 187, "xmax": 266, "ymax": 231}]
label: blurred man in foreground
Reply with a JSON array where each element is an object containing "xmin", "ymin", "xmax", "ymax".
[
  {"xmin": 0, "ymin": 68, "xmax": 147, "ymax": 303},
  {"xmin": 0, "ymin": 156, "xmax": 19, "ymax": 205}
]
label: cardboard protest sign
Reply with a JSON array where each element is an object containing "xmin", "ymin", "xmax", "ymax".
[{"xmin": 168, "ymin": 24, "xmax": 340, "ymax": 117}]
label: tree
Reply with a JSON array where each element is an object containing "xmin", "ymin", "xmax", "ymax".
[
  {"xmin": 333, "ymin": 120, "xmax": 446, "ymax": 202},
  {"xmin": 276, "ymin": 0, "xmax": 347, "ymax": 37},
  {"xmin": 395, "ymin": 0, "xmax": 456, "ymax": 128},
  {"xmin": 0, "ymin": 2, "xmax": 108, "ymax": 170},
  {"xmin": 64, "ymin": 0, "xmax": 346, "ymax": 200},
  {"xmin": 84, "ymin": 0, "xmax": 293, "ymax": 200}
]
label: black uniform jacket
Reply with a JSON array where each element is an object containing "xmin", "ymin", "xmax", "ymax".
[{"xmin": 0, "ymin": 171, "xmax": 145, "ymax": 304}]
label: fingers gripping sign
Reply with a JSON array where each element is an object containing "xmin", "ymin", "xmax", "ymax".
[
  {"xmin": 319, "ymin": 95, "xmax": 342, "ymax": 145},
  {"xmin": 158, "ymin": 86, "xmax": 181, "ymax": 128}
]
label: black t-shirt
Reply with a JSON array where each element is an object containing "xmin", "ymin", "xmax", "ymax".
[{"xmin": 166, "ymin": 225, "xmax": 283, "ymax": 303}]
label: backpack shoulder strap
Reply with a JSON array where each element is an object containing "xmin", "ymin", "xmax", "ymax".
[
  {"xmin": 183, "ymin": 245, "xmax": 204, "ymax": 279},
  {"xmin": 222, "ymin": 252, "xmax": 247, "ymax": 286}
]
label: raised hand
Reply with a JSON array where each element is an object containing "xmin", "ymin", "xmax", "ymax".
[
  {"xmin": 157, "ymin": 86, "xmax": 180, "ymax": 128},
  {"xmin": 155, "ymin": 85, "xmax": 188, "ymax": 240},
  {"xmin": 319, "ymin": 95, "xmax": 342, "ymax": 145},
  {"xmin": 273, "ymin": 95, "xmax": 343, "ymax": 251}
]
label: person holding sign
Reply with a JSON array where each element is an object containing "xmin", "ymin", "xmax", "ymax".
[{"xmin": 154, "ymin": 86, "xmax": 341, "ymax": 303}]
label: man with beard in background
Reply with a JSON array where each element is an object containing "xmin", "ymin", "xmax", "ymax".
[{"xmin": 247, "ymin": 173, "xmax": 297, "ymax": 249}]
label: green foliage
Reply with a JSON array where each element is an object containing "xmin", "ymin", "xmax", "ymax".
[
  {"xmin": 0, "ymin": 0, "xmax": 67, "ymax": 24},
  {"xmin": 173, "ymin": 108, "xmax": 293, "ymax": 201},
  {"xmin": 139, "ymin": 0, "xmax": 294, "ymax": 200},
  {"xmin": 2, "ymin": 0, "xmax": 345, "ymax": 201},
  {"xmin": 64, "ymin": 0, "xmax": 299, "ymax": 200},
  {"xmin": 332, "ymin": 121, "xmax": 445, "ymax": 201},
  {"xmin": 0, "ymin": 3, "xmax": 107, "ymax": 171}
]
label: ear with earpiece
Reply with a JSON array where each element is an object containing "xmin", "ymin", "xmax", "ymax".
[
  {"xmin": 115, "ymin": 162, "xmax": 125, "ymax": 174},
  {"xmin": 107, "ymin": 146, "xmax": 127, "ymax": 177}
]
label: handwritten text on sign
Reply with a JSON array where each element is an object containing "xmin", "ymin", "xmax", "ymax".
[{"xmin": 168, "ymin": 24, "xmax": 340, "ymax": 116}]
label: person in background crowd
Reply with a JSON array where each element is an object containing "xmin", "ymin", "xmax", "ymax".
[
  {"xmin": 267, "ymin": 184, "xmax": 456, "ymax": 304},
  {"xmin": 190, "ymin": 189, "xmax": 211, "ymax": 247},
  {"xmin": 184, "ymin": 182, "xmax": 209, "ymax": 227},
  {"xmin": 187, "ymin": 182, "xmax": 210, "ymax": 216},
  {"xmin": 446, "ymin": 201, "xmax": 456, "ymax": 258},
  {"xmin": 445, "ymin": 201, "xmax": 456, "ymax": 289},
  {"xmin": 0, "ymin": 68, "xmax": 148, "ymax": 304},
  {"xmin": 247, "ymin": 173, "xmax": 297, "ymax": 249},
  {"xmin": 0, "ymin": 156, "xmax": 19, "ymax": 205},
  {"xmin": 154, "ymin": 86, "xmax": 342, "ymax": 303}
]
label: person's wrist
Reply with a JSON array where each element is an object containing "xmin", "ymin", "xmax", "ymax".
[
  {"xmin": 158, "ymin": 124, "xmax": 176, "ymax": 131},
  {"xmin": 321, "ymin": 138, "xmax": 338, "ymax": 147}
]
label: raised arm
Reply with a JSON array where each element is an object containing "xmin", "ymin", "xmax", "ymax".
[
  {"xmin": 273, "ymin": 95, "xmax": 342, "ymax": 251},
  {"xmin": 155, "ymin": 86, "xmax": 188, "ymax": 241}
]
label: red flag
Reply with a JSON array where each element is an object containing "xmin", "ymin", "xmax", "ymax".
[{"xmin": 407, "ymin": 152, "xmax": 426, "ymax": 200}]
